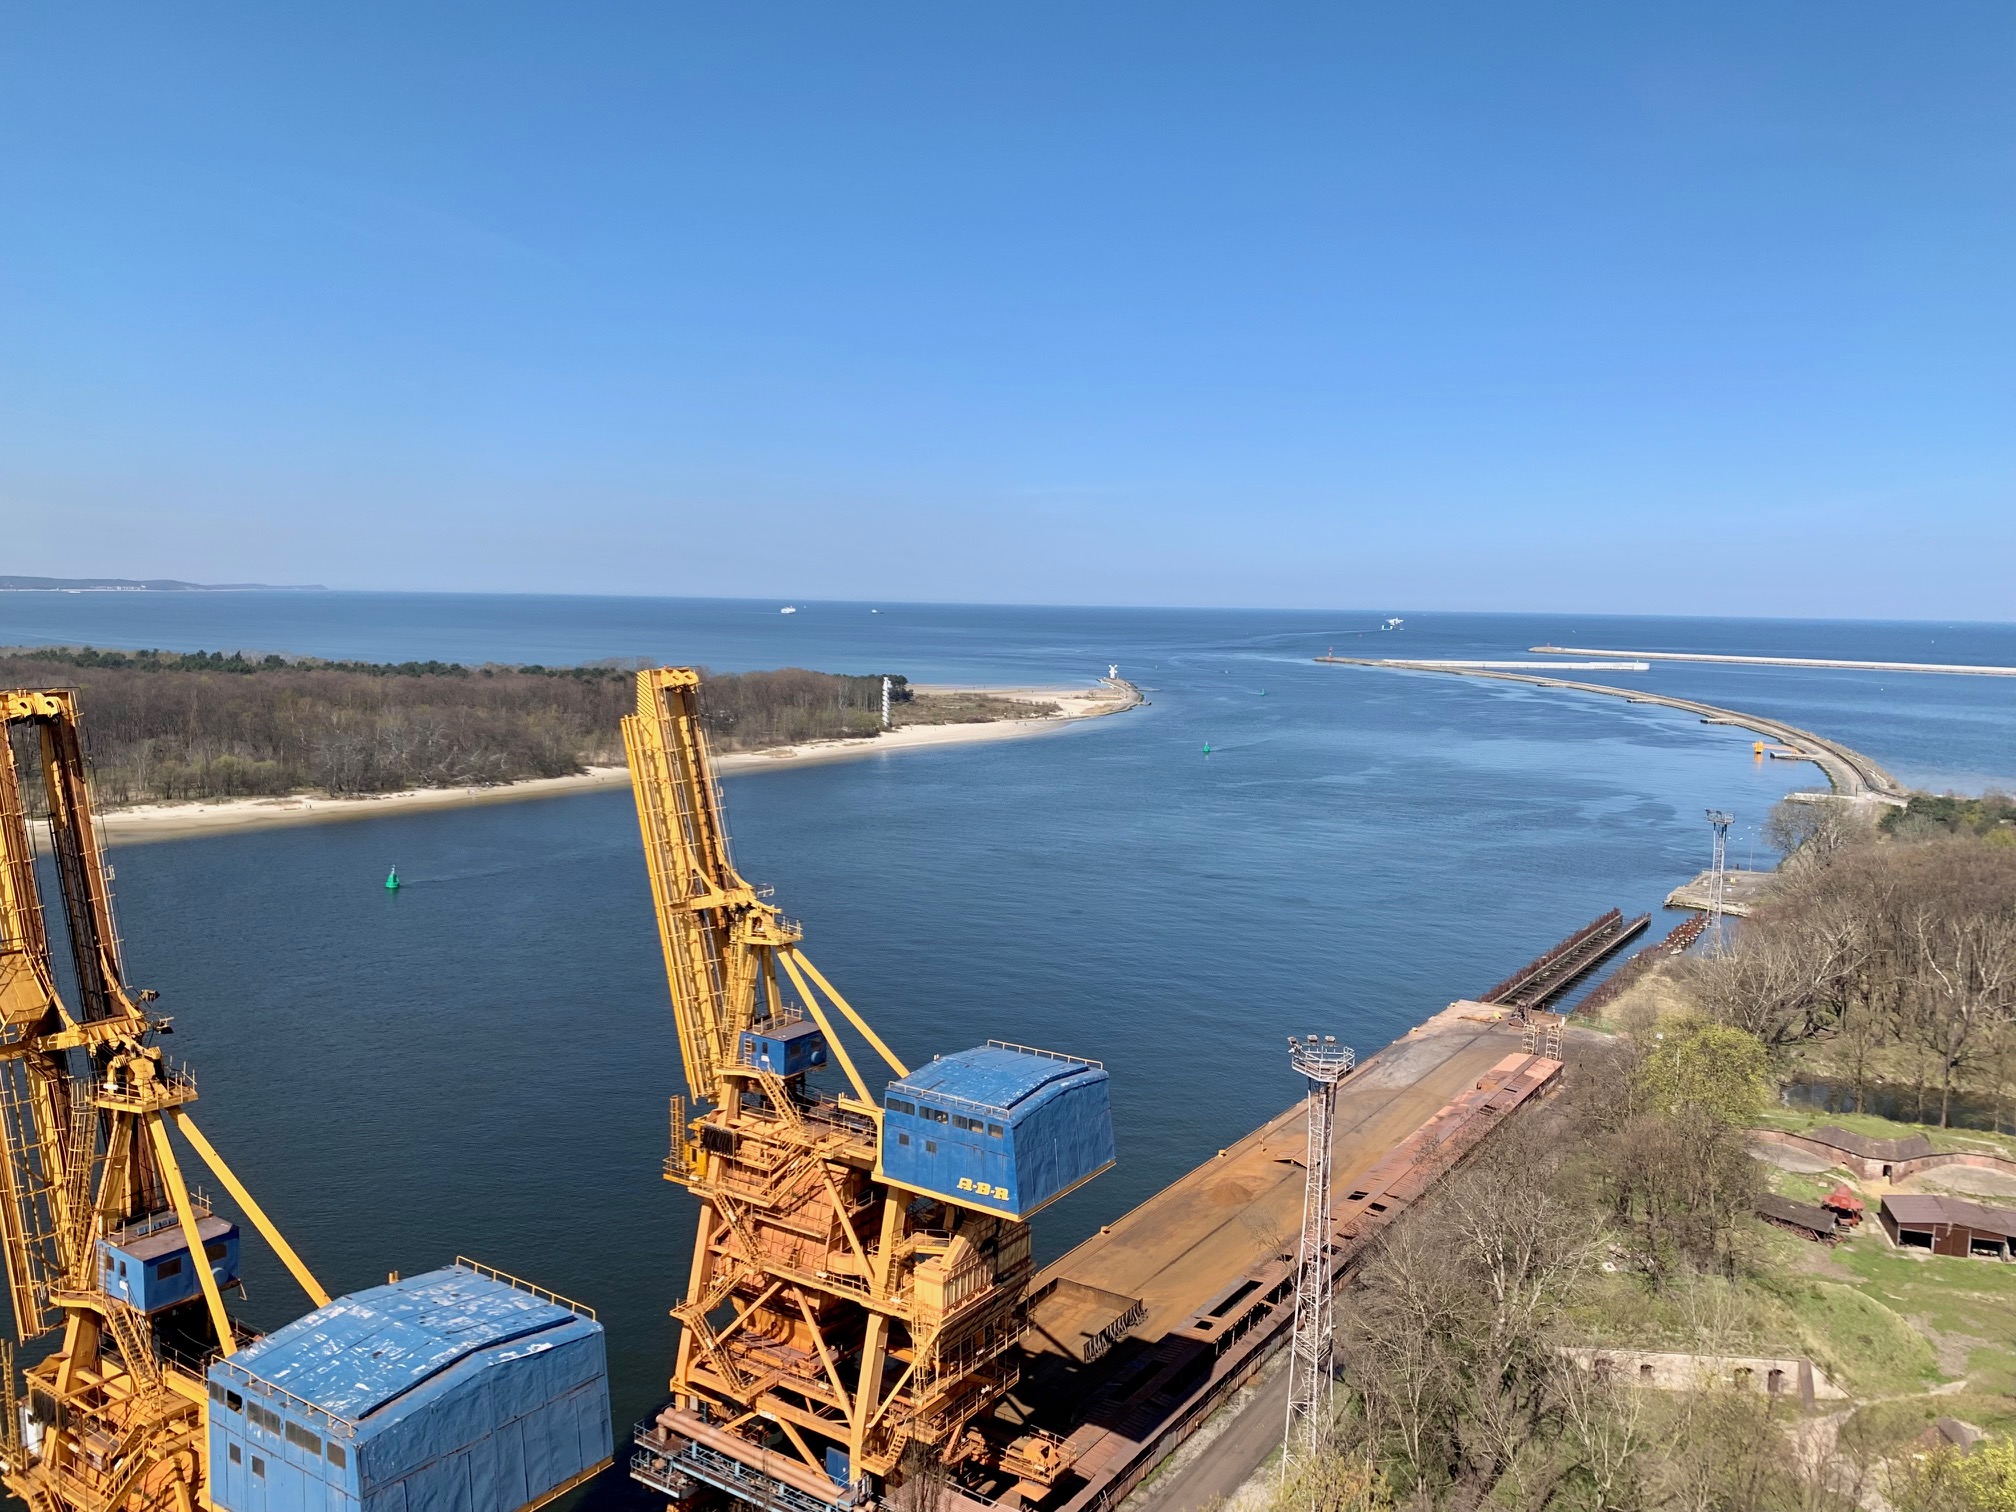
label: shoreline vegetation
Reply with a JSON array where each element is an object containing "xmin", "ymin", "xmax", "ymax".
[
  {"xmin": 1594, "ymin": 791, "xmax": 2016, "ymax": 1126},
  {"xmin": 0, "ymin": 647, "xmax": 1140, "ymax": 845},
  {"xmin": 1248, "ymin": 799, "xmax": 2016, "ymax": 1512}
]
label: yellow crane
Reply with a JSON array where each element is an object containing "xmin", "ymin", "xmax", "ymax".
[
  {"xmin": 623, "ymin": 668, "xmax": 1115, "ymax": 1509},
  {"xmin": 0, "ymin": 687, "xmax": 332, "ymax": 1512}
]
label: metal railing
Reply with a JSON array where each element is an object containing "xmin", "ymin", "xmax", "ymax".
[
  {"xmin": 213, "ymin": 1358, "xmax": 358, "ymax": 1441},
  {"xmin": 452, "ymin": 1256, "xmax": 597, "ymax": 1320},
  {"xmin": 987, "ymin": 1039, "xmax": 1103, "ymax": 1069},
  {"xmin": 105, "ymin": 1195, "xmax": 216, "ymax": 1247},
  {"xmin": 92, "ymin": 1060, "xmax": 199, "ymax": 1112},
  {"xmin": 630, "ymin": 1418, "xmax": 864, "ymax": 1512}
]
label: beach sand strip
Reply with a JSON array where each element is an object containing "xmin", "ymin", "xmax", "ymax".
[{"xmin": 91, "ymin": 681, "xmax": 1141, "ymax": 846}]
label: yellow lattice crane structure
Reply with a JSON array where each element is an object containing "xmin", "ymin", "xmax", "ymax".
[
  {"xmin": 623, "ymin": 668, "xmax": 1116, "ymax": 1510},
  {"xmin": 0, "ymin": 687, "xmax": 330, "ymax": 1512}
]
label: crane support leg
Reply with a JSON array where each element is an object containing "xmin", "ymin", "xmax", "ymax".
[
  {"xmin": 171, "ymin": 1111, "xmax": 330, "ymax": 1307},
  {"xmin": 673, "ymin": 1211, "xmax": 713, "ymax": 1402},
  {"xmin": 143, "ymin": 1116, "xmax": 235, "ymax": 1356}
]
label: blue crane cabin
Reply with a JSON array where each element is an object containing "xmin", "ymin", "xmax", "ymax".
[
  {"xmin": 737, "ymin": 1019, "xmax": 828, "ymax": 1079},
  {"xmin": 99, "ymin": 1210, "xmax": 239, "ymax": 1315}
]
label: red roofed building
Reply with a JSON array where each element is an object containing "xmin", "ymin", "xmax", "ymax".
[{"xmin": 1823, "ymin": 1187, "xmax": 1865, "ymax": 1226}]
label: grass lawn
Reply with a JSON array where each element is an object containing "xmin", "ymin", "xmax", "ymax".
[
  {"xmin": 1578, "ymin": 1218, "xmax": 2016, "ymax": 1406},
  {"xmin": 1845, "ymin": 1393, "xmax": 2016, "ymax": 1457},
  {"xmin": 1735, "ymin": 1105, "xmax": 2016, "ymax": 1431},
  {"xmin": 1751, "ymin": 1229, "xmax": 1942, "ymax": 1396},
  {"xmin": 1828, "ymin": 1232, "xmax": 2016, "ymax": 1395},
  {"xmin": 1762, "ymin": 1167, "xmax": 1842, "ymax": 1204}
]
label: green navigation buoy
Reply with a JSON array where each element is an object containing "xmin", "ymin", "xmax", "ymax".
[
  {"xmin": 1202, "ymin": 742, "xmax": 1212, "ymax": 755},
  {"xmin": 385, "ymin": 867, "xmax": 401, "ymax": 892}
]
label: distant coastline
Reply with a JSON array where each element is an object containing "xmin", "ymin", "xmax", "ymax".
[
  {"xmin": 93, "ymin": 680, "xmax": 1142, "ymax": 846},
  {"xmin": 0, "ymin": 576, "xmax": 327, "ymax": 592}
]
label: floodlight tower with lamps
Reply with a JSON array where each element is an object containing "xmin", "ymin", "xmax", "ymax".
[
  {"xmin": 1706, "ymin": 809, "xmax": 1735, "ymax": 941},
  {"xmin": 1282, "ymin": 1033, "xmax": 1356, "ymax": 1479}
]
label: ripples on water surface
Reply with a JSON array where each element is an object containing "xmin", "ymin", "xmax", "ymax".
[{"xmin": 7, "ymin": 594, "xmax": 2013, "ymax": 1485}]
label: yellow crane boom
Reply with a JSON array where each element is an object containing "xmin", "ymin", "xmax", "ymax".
[{"xmin": 623, "ymin": 667, "xmax": 909, "ymax": 1109}]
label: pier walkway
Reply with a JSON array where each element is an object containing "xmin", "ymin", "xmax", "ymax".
[
  {"xmin": 1480, "ymin": 908, "xmax": 1648, "ymax": 1013},
  {"xmin": 1665, "ymin": 868, "xmax": 1775, "ymax": 917},
  {"xmin": 1316, "ymin": 656, "xmax": 1907, "ymax": 801}
]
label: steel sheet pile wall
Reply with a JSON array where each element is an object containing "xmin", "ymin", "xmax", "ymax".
[{"xmin": 208, "ymin": 1264, "xmax": 611, "ymax": 1512}]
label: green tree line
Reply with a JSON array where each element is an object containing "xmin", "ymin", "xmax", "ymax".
[{"xmin": 0, "ymin": 649, "xmax": 959, "ymax": 805}]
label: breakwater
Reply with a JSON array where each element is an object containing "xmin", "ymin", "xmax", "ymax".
[
  {"xmin": 1529, "ymin": 646, "xmax": 2016, "ymax": 677},
  {"xmin": 1316, "ymin": 656, "xmax": 1907, "ymax": 800}
]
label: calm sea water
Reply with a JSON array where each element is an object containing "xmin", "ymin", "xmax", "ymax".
[{"xmin": 5, "ymin": 593, "xmax": 2012, "ymax": 1501}]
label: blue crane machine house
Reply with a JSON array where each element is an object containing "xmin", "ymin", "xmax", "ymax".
[
  {"xmin": 205, "ymin": 1262, "xmax": 611, "ymax": 1512},
  {"xmin": 878, "ymin": 1041, "xmax": 1114, "ymax": 1220}
]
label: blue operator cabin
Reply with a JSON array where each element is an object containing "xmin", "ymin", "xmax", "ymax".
[
  {"xmin": 100, "ymin": 1208, "xmax": 240, "ymax": 1315},
  {"xmin": 878, "ymin": 1041, "xmax": 1115, "ymax": 1219}
]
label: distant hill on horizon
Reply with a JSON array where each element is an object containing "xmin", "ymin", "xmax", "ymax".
[{"xmin": 0, "ymin": 576, "xmax": 327, "ymax": 592}]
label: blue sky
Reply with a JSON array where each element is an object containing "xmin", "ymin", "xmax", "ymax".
[{"xmin": 2, "ymin": 4, "xmax": 2011, "ymax": 616}]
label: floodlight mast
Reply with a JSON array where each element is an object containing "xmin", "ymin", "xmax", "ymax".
[
  {"xmin": 1282, "ymin": 1033, "xmax": 1356, "ymax": 1481},
  {"xmin": 1706, "ymin": 809, "xmax": 1735, "ymax": 944}
]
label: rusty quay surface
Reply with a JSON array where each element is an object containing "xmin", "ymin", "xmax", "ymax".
[{"xmin": 981, "ymin": 1002, "xmax": 1560, "ymax": 1512}]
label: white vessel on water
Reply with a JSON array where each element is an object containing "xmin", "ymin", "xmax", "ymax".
[
  {"xmin": 1382, "ymin": 617, "xmax": 1404, "ymax": 630},
  {"xmin": 779, "ymin": 605, "xmax": 797, "ymax": 614}
]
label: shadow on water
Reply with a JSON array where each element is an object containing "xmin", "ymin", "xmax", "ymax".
[{"xmin": 1781, "ymin": 1076, "xmax": 2016, "ymax": 1136}]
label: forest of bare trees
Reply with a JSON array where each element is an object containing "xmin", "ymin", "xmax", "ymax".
[
  {"xmin": 1292, "ymin": 1043, "xmax": 1792, "ymax": 1510},
  {"xmin": 1285, "ymin": 803, "xmax": 2016, "ymax": 1510},
  {"xmin": 1686, "ymin": 799, "xmax": 2016, "ymax": 1126},
  {"xmin": 1290, "ymin": 1034, "xmax": 2011, "ymax": 1511},
  {"xmin": 0, "ymin": 648, "xmax": 1043, "ymax": 807}
]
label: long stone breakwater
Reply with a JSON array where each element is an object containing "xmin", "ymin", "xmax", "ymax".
[{"xmin": 1316, "ymin": 656, "xmax": 1907, "ymax": 801}]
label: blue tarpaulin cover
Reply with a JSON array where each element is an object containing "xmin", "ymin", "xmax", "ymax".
[
  {"xmin": 892, "ymin": 1046, "xmax": 1088, "ymax": 1112},
  {"xmin": 209, "ymin": 1265, "xmax": 611, "ymax": 1512},
  {"xmin": 881, "ymin": 1045, "xmax": 1114, "ymax": 1219}
]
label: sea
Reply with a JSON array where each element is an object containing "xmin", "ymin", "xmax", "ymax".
[{"xmin": 4, "ymin": 593, "xmax": 2012, "ymax": 1503}]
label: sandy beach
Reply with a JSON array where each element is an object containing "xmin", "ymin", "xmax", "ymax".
[{"xmin": 93, "ymin": 680, "xmax": 1141, "ymax": 846}]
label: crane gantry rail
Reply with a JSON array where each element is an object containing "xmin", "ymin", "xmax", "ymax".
[{"xmin": 624, "ymin": 667, "xmax": 1115, "ymax": 1510}]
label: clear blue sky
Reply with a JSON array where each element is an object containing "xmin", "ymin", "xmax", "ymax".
[{"xmin": 3, "ymin": 4, "xmax": 2010, "ymax": 616}]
